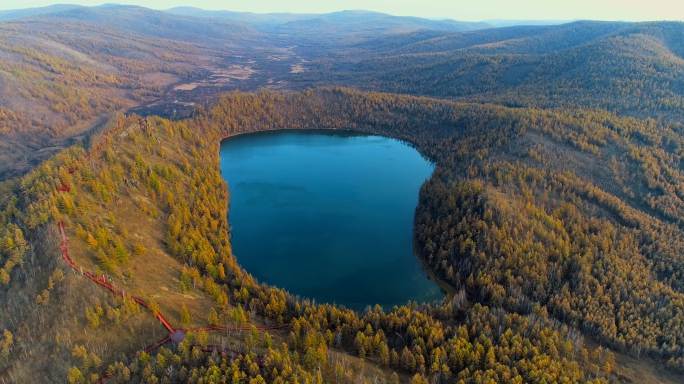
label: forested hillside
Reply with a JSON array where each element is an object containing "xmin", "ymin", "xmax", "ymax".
[
  {"xmin": 1, "ymin": 88, "xmax": 683, "ymax": 383},
  {"xmin": 300, "ymin": 21, "xmax": 684, "ymax": 121}
]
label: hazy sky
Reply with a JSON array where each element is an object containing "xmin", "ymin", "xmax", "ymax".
[{"xmin": 1, "ymin": 0, "xmax": 683, "ymax": 21}]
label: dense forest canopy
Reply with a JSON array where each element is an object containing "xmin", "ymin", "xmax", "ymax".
[{"xmin": 0, "ymin": 88, "xmax": 683, "ymax": 383}]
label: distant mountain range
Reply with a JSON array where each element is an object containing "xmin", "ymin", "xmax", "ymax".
[
  {"xmin": 0, "ymin": 5, "xmax": 491, "ymax": 31},
  {"xmin": 0, "ymin": 4, "xmax": 81, "ymax": 20}
]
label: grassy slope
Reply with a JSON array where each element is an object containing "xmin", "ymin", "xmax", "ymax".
[{"xmin": 0, "ymin": 224, "xmax": 162, "ymax": 383}]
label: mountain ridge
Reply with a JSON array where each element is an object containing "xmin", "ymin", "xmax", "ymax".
[{"xmin": 301, "ymin": 20, "xmax": 684, "ymax": 120}]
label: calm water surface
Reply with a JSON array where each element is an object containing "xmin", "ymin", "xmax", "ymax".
[{"xmin": 219, "ymin": 130, "xmax": 442, "ymax": 309}]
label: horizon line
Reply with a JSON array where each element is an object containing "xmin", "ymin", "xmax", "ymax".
[{"xmin": 0, "ymin": 3, "xmax": 681, "ymax": 23}]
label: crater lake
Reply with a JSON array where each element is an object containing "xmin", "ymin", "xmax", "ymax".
[{"xmin": 220, "ymin": 130, "xmax": 443, "ymax": 309}]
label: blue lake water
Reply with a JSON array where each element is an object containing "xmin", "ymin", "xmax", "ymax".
[{"xmin": 219, "ymin": 130, "xmax": 442, "ymax": 309}]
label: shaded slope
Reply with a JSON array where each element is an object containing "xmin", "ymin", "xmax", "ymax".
[{"xmin": 304, "ymin": 21, "xmax": 684, "ymax": 120}]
